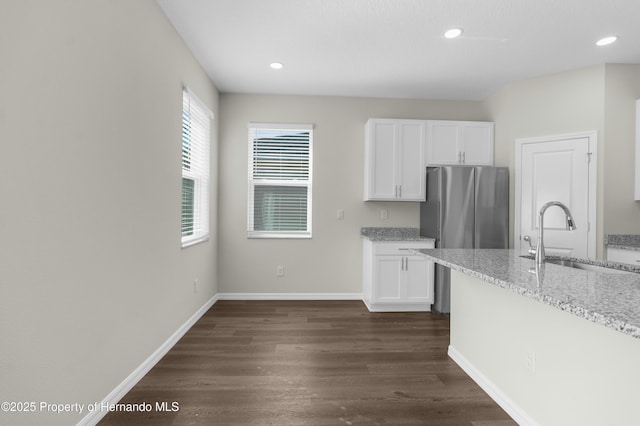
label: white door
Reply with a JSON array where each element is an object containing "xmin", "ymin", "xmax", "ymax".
[{"xmin": 516, "ymin": 132, "xmax": 597, "ymax": 258}]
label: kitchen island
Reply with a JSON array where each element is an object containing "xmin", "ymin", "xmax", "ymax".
[{"xmin": 413, "ymin": 248, "xmax": 640, "ymax": 426}]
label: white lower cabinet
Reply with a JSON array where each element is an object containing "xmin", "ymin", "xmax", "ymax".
[
  {"xmin": 362, "ymin": 240, "xmax": 435, "ymax": 311},
  {"xmin": 607, "ymin": 247, "xmax": 640, "ymax": 266}
]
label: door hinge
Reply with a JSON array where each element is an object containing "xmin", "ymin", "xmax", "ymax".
[{"xmin": 586, "ymin": 152, "xmax": 592, "ymax": 163}]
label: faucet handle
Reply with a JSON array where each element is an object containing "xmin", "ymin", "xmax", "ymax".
[{"xmin": 523, "ymin": 235, "xmax": 537, "ymax": 256}]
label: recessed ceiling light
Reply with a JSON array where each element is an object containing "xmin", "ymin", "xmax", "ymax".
[
  {"xmin": 596, "ymin": 36, "xmax": 618, "ymax": 46},
  {"xmin": 444, "ymin": 28, "xmax": 463, "ymax": 39},
  {"xmin": 270, "ymin": 62, "xmax": 284, "ymax": 70}
]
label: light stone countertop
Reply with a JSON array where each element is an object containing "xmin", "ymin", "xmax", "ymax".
[
  {"xmin": 360, "ymin": 227, "xmax": 434, "ymax": 242},
  {"xmin": 605, "ymin": 234, "xmax": 640, "ymax": 251},
  {"xmin": 412, "ymin": 248, "xmax": 640, "ymax": 339}
]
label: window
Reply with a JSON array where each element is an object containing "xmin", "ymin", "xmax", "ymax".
[
  {"xmin": 181, "ymin": 87, "xmax": 212, "ymax": 247},
  {"xmin": 248, "ymin": 123, "xmax": 313, "ymax": 238}
]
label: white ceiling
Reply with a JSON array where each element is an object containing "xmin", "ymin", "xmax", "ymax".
[{"xmin": 156, "ymin": 0, "xmax": 640, "ymax": 101}]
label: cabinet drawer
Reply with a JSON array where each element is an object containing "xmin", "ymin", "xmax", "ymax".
[
  {"xmin": 372, "ymin": 240, "xmax": 435, "ymax": 256},
  {"xmin": 607, "ymin": 248, "xmax": 640, "ymax": 265}
]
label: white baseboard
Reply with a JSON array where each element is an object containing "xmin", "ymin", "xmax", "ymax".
[
  {"xmin": 217, "ymin": 292, "xmax": 363, "ymax": 300},
  {"xmin": 77, "ymin": 294, "xmax": 218, "ymax": 426},
  {"xmin": 363, "ymin": 301, "xmax": 432, "ymax": 312},
  {"xmin": 447, "ymin": 345, "xmax": 537, "ymax": 426}
]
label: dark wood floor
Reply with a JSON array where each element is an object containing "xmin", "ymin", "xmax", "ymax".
[{"xmin": 99, "ymin": 300, "xmax": 515, "ymax": 425}]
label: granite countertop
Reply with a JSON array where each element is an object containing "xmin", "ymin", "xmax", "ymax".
[
  {"xmin": 360, "ymin": 227, "xmax": 434, "ymax": 242},
  {"xmin": 412, "ymin": 248, "xmax": 640, "ymax": 339},
  {"xmin": 605, "ymin": 234, "xmax": 640, "ymax": 251}
]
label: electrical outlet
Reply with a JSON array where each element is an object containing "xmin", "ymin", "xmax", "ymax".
[
  {"xmin": 525, "ymin": 351, "xmax": 536, "ymax": 374},
  {"xmin": 337, "ymin": 209, "xmax": 344, "ymax": 220},
  {"xmin": 276, "ymin": 265, "xmax": 285, "ymax": 277},
  {"xmin": 193, "ymin": 279, "xmax": 198, "ymax": 294},
  {"xmin": 380, "ymin": 209, "xmax": 388, "ymax": 220}
]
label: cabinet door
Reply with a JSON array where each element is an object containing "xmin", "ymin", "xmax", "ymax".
[
  {"xmin": 397, "ymin": 120, "xmax": 426, "ymax": 201},
  {"xmin": 607, "ymin": 248, "xmax": 640, "ymax": 266},
  {"xmin": 461, "ymin": 123, "xmax": 494, "ymax": 165},
  {"xmin": 405, "ymin": 257, "xmax": 434, "ymax": 302},
  {"xmin": 365, "ymin": 119, "xmax": 397, "ymax": 200},
  {"xmin": 427, "ymin": 121, "xmax": 460, "ymax": 165},
  {"xmin": 374, "ymin": 256, "xmax": 402, "ymax": 301}
]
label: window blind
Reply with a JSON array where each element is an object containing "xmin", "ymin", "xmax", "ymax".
[
  {"xmin": 247, "ymin": 123, "xmax": 313, "ymax": 238},
  {"xmin": 181, "ymin": 87, "xmax": 212, "ymax": 247}
]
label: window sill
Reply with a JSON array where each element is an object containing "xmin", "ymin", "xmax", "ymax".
[
  {"xmin": 248, "ymin": 231, "xmax": 312, "ymax": 239},
  {"xmin": 181, "ymin": 235, "xmax": 210, "ymax": 248}
]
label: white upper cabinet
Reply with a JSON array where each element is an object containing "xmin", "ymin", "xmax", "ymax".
[
  {"xmin": 364, "ymin": 118, "xmax": 426, "ymax": 201},
  {"xmin": 427, "ymin": 120, "xmax": 494, "ymax": 166}
]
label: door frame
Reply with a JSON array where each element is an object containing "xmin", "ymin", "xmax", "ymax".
[{"xmin": 514, "ymin": 131, "xmax": 598, "ymax": 259}]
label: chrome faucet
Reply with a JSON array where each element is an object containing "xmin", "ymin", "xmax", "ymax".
[{"xmin": 535, "ymin": 201, "xmax": 576, "ymax": 264}]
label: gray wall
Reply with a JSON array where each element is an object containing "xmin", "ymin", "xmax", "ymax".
[
  {"xmin": 220, "ymin": 64, "xmax": 640, "ymax": 294},
  {"xmin": 483, "ymin": 65, "xmax": 606, "ymax": 252},
  {"xmin": 0, "ymin": 1, "xmax": 218, "ymax": 424},
  {"xmin": 484, "ymin": 64, "xmax": 640, "ymax": 257},
  {"xmin": 218, "ymin": 94, "xmax": 487, "ymax": 295},
  {"xmin": 603, "ymin": 64, "xmax": 640, "ymax": 237},
  {"xmin": 3, "ymin": 2, "xmax": 640, "ymax": 423}
]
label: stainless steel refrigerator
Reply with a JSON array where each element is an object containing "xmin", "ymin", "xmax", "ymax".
[{"xmin": 420, "ymin": 166, "xmax": 509, "ymax": 314}]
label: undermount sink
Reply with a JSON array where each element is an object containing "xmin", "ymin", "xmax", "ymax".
[
  {"xmin": 544, "ymin": 258, "xmax": 632, "ymax": 274},
  {"xmin": 520, "ymin": 255, "xmax": 633, "ymax": 274}
]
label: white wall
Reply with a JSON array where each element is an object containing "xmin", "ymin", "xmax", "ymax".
[
  {"xmin": 0, "ymin": 1, "xmax": 218, "ymax": 424},
  {"xmin": 450, "ymin": 270, "xmax": 640, "ymax": 426},
  {"xmin": 484, "ymin": 64, "xmax": 640, "ymax": 257},
  {"xmin": 602, "ymin": 64, "xmax": 640, "ymax": 235},
  {"xmin": 2, "ymin": 2, "xmax": 638, "ymax": 422},
  {"xmin": 218, "ymin": 94, "xmax": 487, "ymax": 295},
  {"xmin": 483, "ymin": 65, "xmax": 606, "ymax": 254}
]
